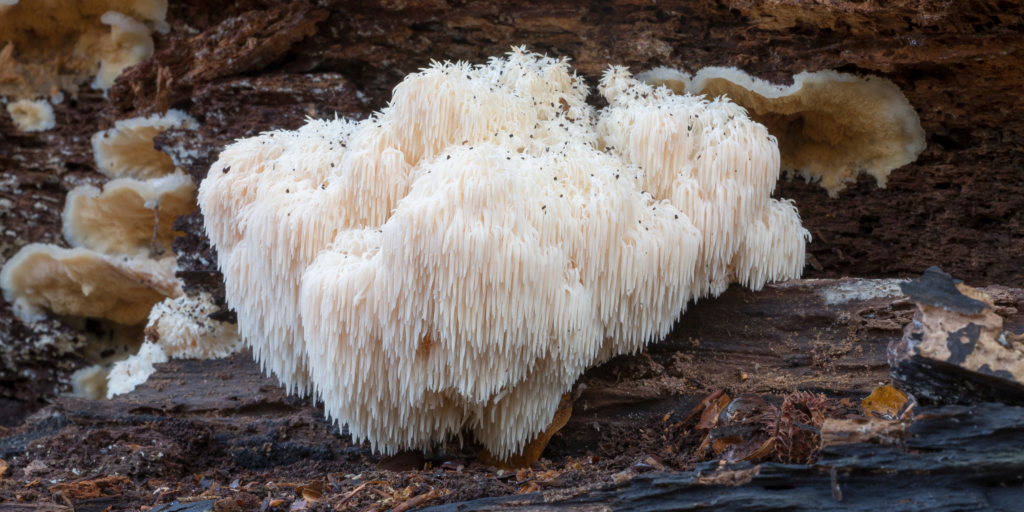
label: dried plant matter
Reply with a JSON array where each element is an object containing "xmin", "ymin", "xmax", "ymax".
[
  {"xmin": 637, "ymin": 67, "xmax": 925, "ymax": 197},
  {"xmin": 199, "ymin": 49, "xmax": 810, "ymax": 459}
]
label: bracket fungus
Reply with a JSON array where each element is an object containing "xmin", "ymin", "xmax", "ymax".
[
  {"xmin": 92, "ymin": 10, "xmax": 155, "ymax": 91},
  {"xmin": 1, "ymin": 99, "xmax": 209, "ymax": 400},
  {"xmin": 199, "ymin": 48, "xmax": 810, "ymax": 459},
  {"xmin": 5, "ymin": 98, "xmax": 55, "ymax": 132},
  {"xmin": 0, "ymin": 244, "xmax": 181, "ymax": 325},
  {"xmin": 637, "ymin": 66, "xmax": 925, "ymax": 196},
  {"xmin": 92, "ymin": 109, "xmax": 199, "ymax": 179},
  {"xmin": 63, "ymin": 171, "xmax": 196, "ymax": 256},
  {"xmin": 0, "ymin": 0, "xmax": 166, "ymax": 98},
  {"xmin": 4, "ymin": 113, "xmax": 196, "ymax": 327}
]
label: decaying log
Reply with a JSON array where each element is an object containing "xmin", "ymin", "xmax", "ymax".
[
  {"xmin": 4, "ymin": 0, "xmax": 1024, "ymax": 424},
  {"xmin": 2, "ymin": 3, "xmax": 1024, "ymax": 508},
  {"xmin": 427, "ymin": 403, "xmax": 1024, "ymax": 512},
  {"xmin": 3, "ymin": 279, "xmax": 1021, "ymax": 467}
]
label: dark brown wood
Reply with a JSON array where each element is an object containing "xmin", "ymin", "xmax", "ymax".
[
  {"xmin": 4, "ymin": 0, "xmax": 1024, "ymax": 422},
  {"xmin": 425, "ymin": 403, "xmax": 1024, "ymax": 512}
]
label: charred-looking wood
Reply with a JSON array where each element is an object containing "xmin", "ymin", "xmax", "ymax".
[
  {"xmin": 891, "ymin": 357, "xmax": 1024, "ymax": 407},
  {"xmin": 424, "ymin": 404, "xmax": 1024, "ymax": 512},
  {"xmin": 890, "ymin": 268, "xmax": 1024, "ymax": 406},
  {"xmin": 898, "ymin": 266, "xmax": 987, "ymax": 316}
]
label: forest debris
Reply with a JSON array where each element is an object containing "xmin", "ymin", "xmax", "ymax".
[
  {"xmin": 631, "ymin": 454, "xmax": 666, "ymax": 472},
  {"xmin": 48, "ymin": 476, "xmax": 130, "ymax": 499},
  {"xmin": 295, "ymin": 482, "xmax": 323, "ymax": 502},
  {"xmin": 611, "ymin": 470, "xmax": 637, "ymax": 485},
  {"xmin": 696, "ymin": 392, "xmax": 732, "ymax": 430},
  {"xmin": 214, "ymin": 498, "xmax": 241, "ymax": 512},
  {"xmin": 820, "ymin": 417, "xmax": 907, "ymax": 448},
  {"xmin": 387, "ymin": 488, "xmax": 443, "ymax": 512},
  {"xmin": 259, "ymin": 497, "xmax": 284, "ymax": 512},
  {"xmin": 23, "ymin": 461, "xmax": 47, "ymax": 478},
  {"xmin": 861, "ymin": 385, "xmax": 909, "ymax": 419},
  {"xmin": 336, "ymin": 481, "xmax": 383, "ymax": 507},
  {"xmin": 683, "ymin": 389, "xmax": 724, "ymax": 425},
  {"xmin": 695, "ymin": 465, "xmax": 760, "ymax": 486}
]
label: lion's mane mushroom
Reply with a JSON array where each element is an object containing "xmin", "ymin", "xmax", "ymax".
[
  {"xmin": 199, "ymin": 49, "xmax": 809, "ymax": 458},
  {"xmin": 5, "ymin": 98, "xmax": 55, "ymax": 132},
  {"xmin": 636, "ymin": 66, "xmax": 925, "ymax": 196},
  {"xmin": 598, "ymin": 67, "xmax": 810, "ymax": 298},
  {"xmin": 63, "ymin": 171, "xmax": 196, "ymax": 256},
  {"xmin": 92, "ymin": 109, "xmax": 199, "ymax": 179}
]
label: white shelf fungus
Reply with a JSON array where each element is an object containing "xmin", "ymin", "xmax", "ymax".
[
  {"xmin": 71, "ymin": 364, "xmax": 111, "ymax": 400},
  {"xmin": 634, "ymin": 66, "xmax": 690, "ymax": 93},
  {"xmin": 0, "ymin": 244, "xmax": 181, "ymax": 325},
  {"xmin": 145, "ymin": 292, "xmax": 243, "ymax": 359},
  {"xmin": 199, "ymin": 48, "xmax": 812, "ymax": 459},
  {"xmin": 92, "ymin": 11, "xmax": 155, "ymax": 91},
  {"xmin": 6, "ymin": 98, "xmax": 55, "ymax": 132},
  {"xmin": 637, "ymin": 66, "xmax": 925, "ymax": 197},
  {"xmin": 63, "ymin": 171, "xmax": 197, "ymax": 256},
  {"xmin": 0, "ymin": 1, "xmax": 166, "ymax": 98},
  {"xmin": 93, "ymin": 110, "xmax": 199, "ymax": 179}
]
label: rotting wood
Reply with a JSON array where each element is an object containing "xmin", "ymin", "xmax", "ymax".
[
  {"xmin": 424, "ymin": 403, "xmax": 1024, "ymax": 512},
  {"xmin": 4, "ymin": 0, "xmax": 1024, "ymax": 425}
]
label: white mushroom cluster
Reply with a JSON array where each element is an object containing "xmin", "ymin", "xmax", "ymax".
[{"xmin": 199, "ymin": 48, "xmax": 811, "ymax": 459}]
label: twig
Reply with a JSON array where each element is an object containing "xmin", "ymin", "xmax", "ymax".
[
  {"xmin": 387, "ymin": 489, "xmax": 441, "ymax": 512},
  {"xmin": 682, "ymin": 389, "xmax": 724, "ymax": 424},
  {"xmin": 337, "ymin": 480, "xmax": 383, "ymax": 507}
]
